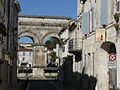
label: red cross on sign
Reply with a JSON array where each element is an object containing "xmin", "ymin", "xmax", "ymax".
[{"xmin": 109, "ymin": 53, "xmax": 116, "ymax": 61}]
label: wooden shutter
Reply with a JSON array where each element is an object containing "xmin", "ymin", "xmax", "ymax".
[
  {"xmin": 101, "ymin": 0, "xmax": 108, "ymax": 25},
  {"xmin": 82, "ymin": 12, "xmax": 90, "ymax": 35},
  {"xmin": 117, "ymin": 1, "xmax": 120, "ymax": 11},
  {"xmin": 92, "ymin": 9, "xmax": 94, "ymax": 32}
]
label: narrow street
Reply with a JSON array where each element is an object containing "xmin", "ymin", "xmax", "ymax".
[
  {"xmin": 27, "ymin": 80, "xmax": 59, "ymax": 90},
  {"xmin": 1, "ymin": 0, "xmax": 120, "ymax": 90}
]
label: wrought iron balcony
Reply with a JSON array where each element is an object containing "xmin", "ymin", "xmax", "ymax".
[
  {"xmin": 18, "ymin": 67, "xmax": 33, "ymax": 73},
  {"xmin": 69, "ymin": 38, "xmax": 82, "ymax": 53},
  {"xmin": 44, "ymin": 67, "xmax": 58, "ymax": 73},
  {"xmin": 68, "ymin": 38, "xmax": 82, "ymax": 62}
]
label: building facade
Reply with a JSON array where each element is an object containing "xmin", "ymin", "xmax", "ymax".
[
  {"xmin": 59, "ymin": 0, "xmax": 120, "ymax": 90},
  {"xmin": 18, "ymin": 15, "xmax": 71, "ymax": 80},
  {"xmin": 0, "ymin": 0, "xmax": 20, "ymax": 90},
  {"xmin": 17, "ymin": 43, "xmax": 33, "ymax": 78},
  {"xmin": 77, "ymin": 0, "xmax": 120, "ymax": 90},
  {"xmin": 58, "ymin": 20, "xmax": 83, "ymax": 90}
]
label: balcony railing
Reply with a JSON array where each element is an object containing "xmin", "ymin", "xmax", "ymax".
[
  {"xmin": 18, "ymin": 67, "xmax": 33, "ymax": 73},
  {"xmin": 69, "ymin": 38, "xmax": 82, "ymax": 52},
  {"xmin": 44, "ymin": 67, "xmax": 58, "ymax": 73}
]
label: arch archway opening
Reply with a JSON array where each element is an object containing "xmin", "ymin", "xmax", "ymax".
[
  {"xmin": 44, "ymin": 36, "xmax": 60, "ymax": 50},
  {"xmin": 18, "ymin": 36, "xmax": 34, "ymax": 44},
  {"xmin": 100, "ymin": 42, "xmax": 117, "ymax": 89},
  {"xmin": 100, "ymin": 41, "xmax": 116, "ymax": 54}
]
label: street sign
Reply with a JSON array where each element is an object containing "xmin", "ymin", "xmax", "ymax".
[
  {"xmin": 108, "ymin": 61, "xmax": 117, "ymax": 69},
  {"xmin": 109, "ymin": 53, "xmax": 116, "ymax": 61},
  {"xmin": 95, "ymin": 28, "xmax": 106, "ymax": 42}
]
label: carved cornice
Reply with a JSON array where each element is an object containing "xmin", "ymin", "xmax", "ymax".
[
  {"xmin": 19, "ymin": 26, "xmax": 62, "ymax": 31},
  {"xmin": 19, "ymin": 15, "xmax": 71, "ymax": 20},
  {"xmin": 19, "ymin": 21, "xmax": 67, "ymax": 27}
]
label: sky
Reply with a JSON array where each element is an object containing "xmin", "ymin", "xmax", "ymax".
[
  {"xmin": 18, "ymin": 0, "xmax": 77, "ymax": 19},
  {"xmin": 18, "ymin": 0, "xmax": 77, "ymax": 43}
]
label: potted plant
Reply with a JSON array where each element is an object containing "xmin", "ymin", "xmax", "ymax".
[{"xmin": 114, "ymin": 13, "xmax": 120, "ymax": 23}]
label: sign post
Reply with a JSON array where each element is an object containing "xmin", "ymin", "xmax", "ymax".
[{"xmin": 108, "ymin": 53, "xmax": 116, "ymax": 69}]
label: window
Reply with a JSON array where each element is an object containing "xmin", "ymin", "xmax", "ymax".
[
  {"xmin": 23, "ymin": 52, "xmax": 25, "ymax": 56},
  {"xmin": 17, "ymin": 61, "xmax": 20, "ymax": 64},
  {"xmin": 29, "ymin": 52, "xmax": 31, "ymax": 56},
  {"xmin": 22, "ymin": 57, "xmax": 25, "ymax": 61},
  {"xmin": 90, "ymin": 9, "xmax": 94, "ymax": 32}
]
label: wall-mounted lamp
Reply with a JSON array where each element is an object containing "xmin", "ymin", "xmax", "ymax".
[{"xmin": 80, "ymin": 0, "xmax": 87, "ymax": 4}]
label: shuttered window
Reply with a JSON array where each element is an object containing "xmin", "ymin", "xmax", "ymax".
[
  {"xmin": 101, "ymin": 0, "xmax": 108, "ymax": 25},
  {"xmin": 82, "ymin": 12, "xmax": 90, "ymax": 35}
]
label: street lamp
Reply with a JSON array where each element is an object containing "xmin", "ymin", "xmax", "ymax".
[{"xmin": 80, "ymin": 0, "xmax": 86, "ymax": 4}]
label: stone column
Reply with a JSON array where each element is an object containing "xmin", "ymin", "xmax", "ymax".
[
  {"xmin": 44, "ymin": 47, "xmax": 47, "ymax": 66},
  {"xmin": 56, "ymin": 44, "xmax": 59, "ymax": 66}
]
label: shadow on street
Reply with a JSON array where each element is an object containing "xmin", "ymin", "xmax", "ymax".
[{"xmin": 19, "ymin": 79, "xmax": 60, "ymax": 90}]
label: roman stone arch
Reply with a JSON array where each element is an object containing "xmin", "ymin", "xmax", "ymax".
[
  {"xmin": 18, "ymin": 30, "xmax": 40, "ymax": 44},
  {"xmin": 17, "ymin": 15, "xmax": 71, "ymax": 79},
  {"xmin": 41, "ymin": 32, "xmax": 60, "ymax": 45}
]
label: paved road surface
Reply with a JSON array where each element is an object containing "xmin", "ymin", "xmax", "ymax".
[{"xmin": 28, "ymin": 80, "xmax": 60, "ymax": 90}]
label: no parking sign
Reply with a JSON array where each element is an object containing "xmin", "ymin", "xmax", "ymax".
[
  {"xmin": 109, "ymin": 53, "xmax": 116, "ymax": 61},
  {"xmin": 108, "ymin": 53, "xmax": 116, "ymax": 68}
]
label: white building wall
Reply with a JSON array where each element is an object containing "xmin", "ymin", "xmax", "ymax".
[
  {"xmin": 18, "ymin": 51, "xmax": 33, "ymax": 66},
  {"xmin": 117, "ymin": 39, "xmax": 120, "ymax": 88},
  {"xmin": 60, "ymin": 28, "xmax": 69, "ymax": 58}
]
